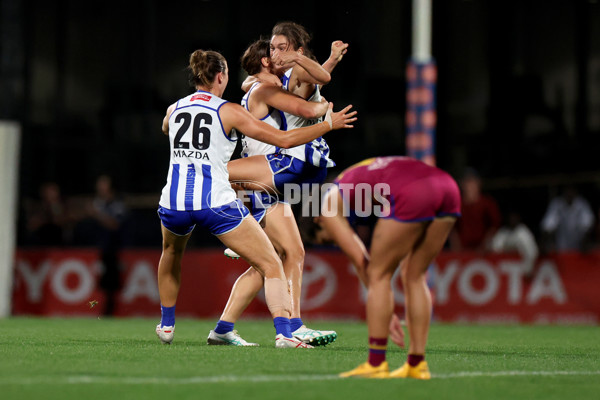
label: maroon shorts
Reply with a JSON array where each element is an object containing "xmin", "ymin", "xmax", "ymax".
[
  {"xmin": 335, "ymin": 156, "xmax": 461, "ymax": 223},
  {"xmin": 387, "ymin": 171, "xmax": 461, "ymax": 222}
]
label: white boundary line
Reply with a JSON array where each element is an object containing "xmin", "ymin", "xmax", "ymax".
[
  {"xmin": 0, "ymin": 370, "xmax": 599, "ymax": 385},
  {"xmin": 434, "ymin": 370, "xmax": 600, "ymax": 379}
]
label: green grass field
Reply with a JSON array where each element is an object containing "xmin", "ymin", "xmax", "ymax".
[{"xmin": 1, "ymin": 318, "xmax": 598, "ymax": 400}]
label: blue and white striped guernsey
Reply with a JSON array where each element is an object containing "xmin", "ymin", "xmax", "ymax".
[
  {"xmin": 240, "ymin": 82, "xmax": 283, "ymax": 158},
  {"xmin": 279, "ymin": 68, "xmax": 335, "ymax": 168},
  {"xmin": 159, "ymin": 91, "xmax": 238, "ymax": 211}
]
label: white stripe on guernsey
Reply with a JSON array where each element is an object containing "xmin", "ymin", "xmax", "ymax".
[
  {"xmin": 2, "ymin": 370, "xmax": 599, "ymax": 385},
  {"xmin": 311, "ymin": 144, "xmax": 320, "ymax": 166},
  {"xmin": 175, "ymin": 163, "xmax": 202, "ymax": 210},
  {"xmin": 192, "ymin": 164, "xmax": 203, "ymax": 210}
]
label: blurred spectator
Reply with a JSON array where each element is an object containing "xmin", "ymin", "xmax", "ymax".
[
  {"xmin": 490, "ymin": 209, "xmax": 539, "ymax": 277},
  {"xmin": 596, "ymin": 208, "xmax": 600, "ymax": 249},
  {"xmin": 25, "ymin": 182, "xmax": 69, "ymax": 246},
  {"xmin": 540, "ymin": 185, "xmax": 595, "ymax": 252},
  {"xmin": 450, "ymin": 168, "xmax": 501, "ymax": 252},
  {"xmin": 88, "ymin": 175, "xmax": 128, "ymax": 316}
]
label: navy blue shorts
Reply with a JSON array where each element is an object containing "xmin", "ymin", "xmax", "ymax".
[
  {"xmin": 267, "ymin": 154, "xmax": 328, "ymax": 194},
  {"xmin": 157, "ymin": 199, "xmax": 250, "ymax": 236}
]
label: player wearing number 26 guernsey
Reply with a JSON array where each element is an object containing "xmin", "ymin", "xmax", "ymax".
[{"xmin": 159, "ymin": 91, "xmax": 239, "ymax": 211}]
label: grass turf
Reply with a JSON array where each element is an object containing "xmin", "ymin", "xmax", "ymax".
[{"xmin": 0, "ymin": 317, "xmax": 598, "ymax": 400}]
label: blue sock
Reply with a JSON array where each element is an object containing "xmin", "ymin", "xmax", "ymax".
[
  {"xmin": 290, "ymin": 318, "xmax": 303, "ymax": 332},
  {"xmin": 160, "ymin": 304, "xmax": 175, "ymax": 327},
  {"xmin": 214, "ymin": 320, "xmax": 234, "ymax": 334},
  {"xmin": 273, "ymin": 317, "xmax": 292, "ymax": 338}
]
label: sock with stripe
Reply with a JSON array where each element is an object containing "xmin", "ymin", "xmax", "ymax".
[
  {"xmin": 160, "ymin": 304, "xmax": 175, "ymax": 328},
  {"xmin": 273, "ymin": 317, "xmax": 292, "ymax": 338},
  {"xmin": 214, "ymin": 320, "xmax": 234, "ymax": 334},
  {"xmin": 368, "ymin": 337, "xmax": 388, "ymax": 367},
  {"xmin": 290, "ymin": 318, "xmax": 303, "ymax": 332},
  {"xmin": 408, "ymin": 354, "xmax": 425, "ymax": 367}
]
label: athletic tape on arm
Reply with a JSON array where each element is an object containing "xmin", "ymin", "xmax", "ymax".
[{"xmin": 324, "ymin": 108, "xmax": 333, "ymax": 129}]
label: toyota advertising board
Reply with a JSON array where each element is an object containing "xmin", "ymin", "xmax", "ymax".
[{"xmin": 12, "ymin": 249, "xmax": 600, "ymax": 324}]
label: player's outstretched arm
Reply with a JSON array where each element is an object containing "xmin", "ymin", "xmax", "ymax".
[
  {"xmin": 221, "ymin": 102, "xmax": 356, "ymax": 149},
  {"xmin": 322, "ymin": 40, "xmax": 349, "ymax": 74},
  {"xmin": 256, "ymin": 83, "xmax": 329, "ymax": 120},
  {"xmin": 319, "ymin": 188, "xmax": 370, "ymax": 286},
  {"xmin": 272, "ymin": 49, "xmax": 331, "ymax": 86}
]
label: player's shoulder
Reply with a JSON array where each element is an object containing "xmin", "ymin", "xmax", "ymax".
[
  {"xmin": 165, "ymin": 101, "xmax": 177, "ymax": 113},
  {"xmin": 219, "ymin": 101, "xmax": 248, "ymax": 121}
]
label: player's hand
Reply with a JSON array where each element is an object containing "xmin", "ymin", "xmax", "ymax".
[
  {"xmin": 241, "ymin": 75, "xmax": 259, "ymax": 92},
  {"xmin": 326, "ymin": 103, "xmax": 357, "ymax": 130},
  {"xmin": 271, "ymin": 49, "xmax": 298, "ymax": 69},
  {"xmin": 330, "ymin": 40, "xmax": 348, "ymax": 63},
  {"xmin": 389, "ymin": 313, "xmax": 405, "ymax": 348},
  {"xmin": 258, "ymin": 72, "xmax": 283, "ymax": 88}
]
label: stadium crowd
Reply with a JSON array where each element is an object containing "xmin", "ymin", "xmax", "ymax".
[{"xmin": 19, "ymin": 173, "xmax": 599, "ymax": 256}]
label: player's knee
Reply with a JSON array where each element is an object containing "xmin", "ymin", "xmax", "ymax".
[
  {"xmin": 243, "ymin": 267, "xmax": 261, "ymax": 279},
  {"xmin": 283, "ymin": 242, "xmax": 305, "ymax": 269},
  {"xmin": 367, "ymin": 267, "xmax": 393, "ymax": 285},
  {"xmin": 401, "ymin": 264, "xmax": 426, "ymax": 283},
  {"xmin": 162, "ymin": 240, "xmax": 185, "ymax": 257},
  {"xmin": 255, "ymin": 252, "xmax": 284, "ymax": 279}
]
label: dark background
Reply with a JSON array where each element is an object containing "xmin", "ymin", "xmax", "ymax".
[{"xmin": 2, "ymin": 0, "xmax": 600, "ymax": 247}]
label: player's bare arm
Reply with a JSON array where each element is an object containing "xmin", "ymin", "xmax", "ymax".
[
  {"xmin": 319, "ymin": 189, "xmax": 370, "ymax": 285},
  {"xmin": 389, "ymin": 313, "xmax": 406, "ymax": 348},
  {"xmin": 255, "ymin": 83, "xmax": 329, "ymax": 120},
  {"xmin": 161, "ymin": 103, "xmax": 176, "ymax": 135},
  {"xmin": 220, "ymin": 102, "xmax": 355, "ymax": 149},
  {"xmin": 272, "ymin": 49, "xmax": 331, "ymax": 87},
  {"xmin": 241, "ymin": 72, "xmax": 282, "ymax": 93},
  {"xmin": 322, "ymin": 40, "xmax": 349, "ymax": 74}
]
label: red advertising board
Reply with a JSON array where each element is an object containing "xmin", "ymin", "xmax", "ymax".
[{"xmin": 12, "ymin": 248, "xmax": 600, "ymax": 324}]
